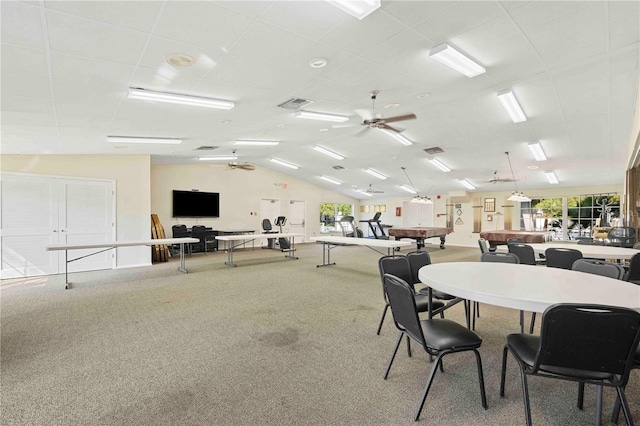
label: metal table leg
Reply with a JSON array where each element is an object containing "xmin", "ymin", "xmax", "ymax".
[
  {"xmin": 225, "ymin": 244, "xmax": 236, "ymax": 267},
  {"xmin": 178, "ymin": 243, "xmax": 188, "ymax": 273}
]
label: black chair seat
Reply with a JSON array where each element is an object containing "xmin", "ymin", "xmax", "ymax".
[
  {"xmin": 418, "ymin": 288, "xmax": 458, "ymax": 300},
  {"xmin": 422, "ymin": 319, "xmax": 482, "ymax": 351},
  {"xmin": 414, "ymin": 294, "xmax": 445, "ymax": 313}
]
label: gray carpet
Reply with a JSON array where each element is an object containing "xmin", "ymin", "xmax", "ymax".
[{"xmin": 1, "ymin": 243, "xmax": 638, "ymax": 425}]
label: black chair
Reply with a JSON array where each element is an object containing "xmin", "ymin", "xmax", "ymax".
[
  {"xmin": 190, "ymin": 225, "xmax": 212, "ymax": 254},
  {"xmin": 409, "ymin": 250, "xmax": 464, "ymax": 318},
  {"xmin": 571, "ymin": 259, "xmax": 625, "ymax": 280},
  {"xmin": 606, "ymin": 227, "xmax": 636, "ymax": 248},
  {"xmin": 610, "ymin": 346, "xmax": 640, "ymax": 424},
  {"xmin": 508, "ymin": 243, "xmax": 539, "ymax": 265},
  {"xmin": 171, "ymin": 224, "xmax": 191, "ymax": 256},
  {"xmin": 376, "ymin": 255, "xmax": 444, "ymax": 335},
  {"xmin": 545, "ymin": 247, "xmax": 583, "ymax": 270},
  {"xmin": 626, "ymin": 252, "xmax": 640, "ymax": 284},
  {"xmin": 506, "ymin": 237, "xmax": 525, "ymax": 245},
  {"xmin": 500, "ymin": 303, "xmax": 640, "ymax": 426},
  {"xmin": 478, "ymin": 238, "xmax": 494, "ymax": 254},
  {"xmin": 382, "ymin": 273, "xmax": 488, "ymax": 421}
]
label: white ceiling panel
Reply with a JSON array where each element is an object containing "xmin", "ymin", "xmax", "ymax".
[{"xmin": 1, "ymin": 0, "xmax": 638, "ymax": 197}]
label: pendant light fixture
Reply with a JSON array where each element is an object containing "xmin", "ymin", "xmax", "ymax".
[
  {"xmin": 401, "ymin": 167, "xmax": 433, "ymax": 204},
  {"xmin": 505, "ymin": 151, "xmax": 531, "ymax": 202}
]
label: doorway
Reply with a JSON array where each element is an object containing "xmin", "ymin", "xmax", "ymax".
[{"xmin": 288, "ymin": 200, "xmax": 305, "ymax": 242}]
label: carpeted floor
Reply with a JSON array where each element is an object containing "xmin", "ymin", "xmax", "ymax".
[{"xmin": 1, "ymin": 243, "xmax": 638, "ymax": 425}]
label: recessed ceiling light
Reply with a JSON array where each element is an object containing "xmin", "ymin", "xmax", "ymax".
[
  {"xmin": 385, "ymin": 103, "xmax": 400, "ymax": 109},
  {"xmin": 319, "ymin": 128, "xmax": 329, "ymax": 132},
  {"xmin": 313, "ymin": 145, "xmax": 344, "ymax": 160},
  {"xmin": 458, "ymin": 179, "xmax": 476, "ymax": 190},
  {"xmin": 260, "ymin": 130, "xmax": 269, "ymax": 135},
  {"xmin": 325, "ymin": 0, "xmax": 380, "ymax": 20},
  {"xmin": 294, "ymin": 111, "xmax": 350, "ymax": 122},
  {"xmin": 429, "ymin": 43, "xmax": 485, "ymax": 78},
  {"xmin": 270, "ymin": 158, "xmax": 299, "ymax": 170},
  {"xmin": 497, "ymin": 90, "xmax": 527, "ymax": 123},
  {"xmin": 527, "ymin": 165, "xmax": 539, "ymax": 170},
  {"xmin": 309, "ymin": 58, "xmax": 328, "ymax": 68},
  {"xmin": 364, "ymin": 168, "xmax": 388, "ymax": 180},
  {"xmin": 164, "ymin": 53, "xmax": 196, "ymax": 68},
  {"xmin": 128, "ymin": 87, "xmax": 234, "ymax": 110}
]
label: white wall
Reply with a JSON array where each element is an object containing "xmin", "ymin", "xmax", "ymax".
[
  {"xmin": 151, "ymin": 163, "xmax": 358, "ymax": 242},
  {"xmin": 0, "ymin": 154, "xmax": 152, "ymax": 268}
]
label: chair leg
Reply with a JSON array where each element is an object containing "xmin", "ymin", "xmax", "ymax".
[
  {"xmin": 519, "ymin": 310, "xmax": 524, "ymax": 334},
  {"xmin": 473, "ymin": 348, "xmax": 488, "ymax": 409},
  {"xmin": 611, "ymin": 387, "xmax": 623, "ymax": 424},
  {"xmin": 414, "ymin": 352, "xmax": 446, "ymax": 421},
  {"xmin": 577, "ymin": 382, "xmax": 585, "ymax": 410},
  {"xmin": 594, "ymin": 385, "xmax": 603, "ymax": 426},
  {"xmin": 615, "ymin": 386, "xmax": 635, "ymax": 426},
  {"xmin": 464, "ymin": 300, "xmax": 471, "ymax": 329},
  {"xmin": 376, "ymin": 304, "xmax": 389, "ymax": 335},
  {"xmin": 519, "ymin": 369, "xmax": 533, "ymax": 426},
  {"xmin": 406, "ymin": 335, "xmax": 412, "ymax": 358},
  {"xmin": 500, "ymin": 346, "xmax": 509, "ymax": 397},
  {"xmin": 529, "ymin": 312, "xmax": 536, "ymax": 334},
  {"xmin": 384, "ymin": 332, "xmax": 404, "ymax": 379}
]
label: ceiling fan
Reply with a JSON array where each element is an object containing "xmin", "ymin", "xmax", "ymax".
[
  {"xmin": 352, "ymin": 90, "xmax": 417, "ymax": 134},
  {"xmin": 487, "ymin": 170, "xmax": 516, "ymax": 184},
  {"xmin": 227, "ymin": 161, "xmax": 255, "ymax": 171},
  {"xmin": 364, "ymin": 183, "xmax": 384, "ymax": 194}
]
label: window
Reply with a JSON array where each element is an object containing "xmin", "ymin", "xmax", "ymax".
[{"xmin": 320, "ymin": 203, "xmax": 353, "ymax": 234}]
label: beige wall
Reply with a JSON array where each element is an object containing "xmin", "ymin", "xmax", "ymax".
[
  {"xmin": 1, "ymin": 154, "xmax": 151, "ymax": 268},
  {"xmin": 151, "ymin": 163, "xmax": 358, "ymax": 241}
]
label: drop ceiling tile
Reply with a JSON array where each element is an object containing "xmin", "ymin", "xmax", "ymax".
[
  {"xmin": 1, "ymin": 95, "xmax": 55, "ymax": 115},
  {"xmin": 1, "ymin": 111, "xmax": 56, "ymax": 126},
  {"xmin": 1, "ymin": 73, "xmax": 51, "ymax": 98},
  {"xmin": 129, "ymin": 67, "xmax": 204, "ymax": 94},
  {"xmin": 55, "ymin": 100, "xmax": 120, "ymax": 119},
  {"xmin": 153, "ymin": 2, "xmax": 254, "ymax": 51},
  {"xmin": 259, "ymin": 1, "xmax": 348, "ymax": 40},
  {"xmin": 44, "ymin": 0, "xmax": 162, "ymax": 32},
  {"xmin": 507, "ymin": 1, "xmax": 597, "ymax": 32},
  {"xmin": 210, "ymin": 1, "xmax": 274, "ymax": 18},
  {"xmin": 608, "ymin": 1, "xmax": 640, "ymax": 50},
  {"xmin": 283, "ymin": 42, "xmax": 357, "ymax": 78},
  {"xmin": 50, "ymin": 53, "xmax": 135, "ymax": 86},
  {"xmin": 1, "ymin": 1, "xmax": 45, "ymax": 50},
  {"xmin": 413, "ymin": 1, "xmax": 505, "ymax": 42},
  {"xmin": 52, "ymin": 80, "xmax": 122, "ymax": 103},
  {"xmin": 0, "ymin": 134, "xmax": 61, "ymax": 154},
  {"xmin": 381, "ymin": 1, "xmax": 451, "ymax": 27},
  {"xmin": 46, "ymin": 9, "xmax": 149, "ymax": 65},
  {"xmin": 1, "ymin": 44, "xmax": 49, "ymax": 78},
  {"xmin": 552, "ymin": 59, "xmax": 609, "ymax": 118},
  {"xmin": 227, "ymin": 21, "xmax": 314, "ymax": 67}
]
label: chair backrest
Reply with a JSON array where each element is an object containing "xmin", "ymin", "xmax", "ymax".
[
  {"xmin": 378, "ymin": 256, "xmax": 413, "ymax": 290},
  {"xmin": 544, "ymin": 247, "xmax": 583, "ymax": 270},
  {"xmin": 262, "ymin": 219, "xmax": 272, "ymax": 232},
  {"xmin": 534, "ymin": 304, "xmax": 640, "ymax": 385},
  {"xmin": 607, "ymin": 227, "xmax": 636, "ymax": 248},
  {"xmin": 506, "ymin": 237, "xmax": 525, "ymax": 245},
  {"xmin": 626, "ymin": 252, "xmax": 640, "ymax": 283},
  {"xmin": 191, "ymin": 225, "xmax": 207, "ymax": 238},
  {"xmin": 383, "ymin": 273, "xmax": 427, "ymax": 347},
  {"xmin": 172, "ymin": 225, "xmax": 189, "ymax": 238},
  {"xmin": 480, "ymin": 252, "xmax": 520, "ymax": 264},
  {"xmin": 571, "ymin": 259, "xmax": 625, "ymax": 280},
  {"xmin": 406, "ymin": 251, "xmax": 432, "ymax": 284},
  {"xmin": 507, "ymin": 243, "xmax": 536, "ymax": 265},
  {"xmin": 478, "ymin": 238, "xmax": 490, "ymax": 254}
]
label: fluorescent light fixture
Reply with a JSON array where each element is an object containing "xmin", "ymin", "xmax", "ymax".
[
  {"xmin": 313, "ymin": 146, "xmax": 344, "ymax": 160},
  {"xmin": 458, "ymin": 179, "xmax": 476, "ymax": 190},
  {"xmin": 325, "ymin": 0, "xmax": 380, "ymax": 20},
  {"xmin": 508, "ymin": 192, "xmax": 532, "ymax": 202},
  {"xmin": 399, "ymin": 185, "xmax": 418, "ymax": 194},
  {"xmin": 320, "ymin": 176, "xmax": 342, "ymax": 185},
  {"xmin": 270, "ymin": 158, "xmax": 299, "ymax": 170},
  {"xmin": 544, "ymin": 171, "xmax": 559, "ymax": 184},
  {"xmin": 364, "ymin": 168, "xmax": 388, "ymax": 180},
  {"xmin": 198, "ymin": 156, "xmax": 238, "ymax": 161},
  {"xmin": 379, "ymin": 129, "xmax": 413, "ymax": 146},
  {"xmin": 107, "ymin": 136, "xmax": 182, "ymax": 144},
  {"xmin": 429, "ymin": 43, "xmax": 485, "ymax": 78},
  {"xmin": 127, "ymin": 87, "xmax": 234, "ymax": 110},
  {"xmin": 497, "ymin": 90, "xmax": 527, "ymax": 123},
  {"xmin": 234, "ymin": 140, "xmax": 279, "ymax": 146},
  {"xmin": 356, "ymin": 189, "xmax": 373, "ymax": 197},
  {"xmin": 294, "ymin": 111, "xmax": 350, "ymax": 123},
  {"xmin": 527, "ymin": 142, "xmax": 547, "ymax": 161},
  {"xmin": 428, "ymin": 158, "xmax": 451, "ymax": 172}
]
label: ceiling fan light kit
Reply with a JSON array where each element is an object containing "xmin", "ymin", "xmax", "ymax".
[
  {"xmin": 270, "ymin": 158, "xmax": 299, "ymax": 170},
  {"xmin": 294, "ymin": 111, "xmax": 350, "ymax": 122},
  {"xmin": 410, "ymin": 196, "xmax": 433, "ymax": 204},
  {"xmin": 544, "ymin": 171, "xmax": 559, "ymax": 184},
  {"xmin": 428, "ymin": 158, "xmax": 451, "ymax": 172},
  {"xmin": 325, "ymin": 0, "xmax": 380, "ymax": 20},
  {"xmin": 320, "ymin": 176, "xmax": 342, "ymax": 185},
  {"xmin": 527, "ymin": 142, "xmax": 547, "ymax": 161},
  {"xmin": 127, "ymin": 88, "xmax": 234, "ymax": 110},
  {"xmin": 504, "ymin": 151, "xmax": 531, "ymax": 201},
  {"xmin": 234, "ymin": 140, "xmax": 279, "ymax": 146},
  {"xmin": 313, "ymin": 145, "xmax": 344, "ymax": 160},
  {"xmin": 107, "ymin": 136, "xmax": 182, "ymax": 144},
  {"xmin": 429, "ymin": 43, "xmax": 486, "ymax": 78},
  {"xmin": 497, "ymin": 90, "xmax": 527, "ymax": 123},
  {"xmin": 364, "ymin": 168, "xmax": 387, "ymax": 180}
]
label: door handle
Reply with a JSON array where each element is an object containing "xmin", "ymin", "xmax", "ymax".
[{"xmin": 53, "ymin": 230, "xmax": 58, "ymax": 232}]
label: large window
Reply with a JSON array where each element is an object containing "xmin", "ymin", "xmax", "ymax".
[
  {"xmin": 320, "ymin": 203, "xmax": 353, "ymax": 234},
  {"xmin": 518, "ymin": 193, "xmax": 620, "ymax": 240}
]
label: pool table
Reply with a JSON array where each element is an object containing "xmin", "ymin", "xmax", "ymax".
[
  {"xmin": 388, "ymin": 226, "xmax": 453, "ymax": 249},
  {"xmin": 479, "ymin": 230, "xmax": 552, "ymax": 248}
]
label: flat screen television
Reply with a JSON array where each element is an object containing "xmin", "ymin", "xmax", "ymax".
[{"xmin": 172, "ymin": 190, "xmax": 220, "ymax": 218}]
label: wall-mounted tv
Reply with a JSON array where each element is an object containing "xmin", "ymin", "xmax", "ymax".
[{"xmin": 172, "ymin": 190, "xmax": 220, "ymax": 218}]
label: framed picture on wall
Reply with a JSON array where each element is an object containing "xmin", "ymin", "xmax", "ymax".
[{"xmin": 484, "ymin": 198, "xmax": 496, "ymax": 212}]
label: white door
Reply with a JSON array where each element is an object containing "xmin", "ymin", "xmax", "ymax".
[
  {"xmin": 1, "ymin": 174, "xmax": 60, "ymax": 277},
  {"xmin": 402, "ymin": 202, "xmax": 434, "ymax": 227},
  {"xmin": 288, "ymin": 200, "xmax": 305, "ymax": 242},
  {"xmin": 260, "ymin": 198, "xmax": 280, "ymax": 247},
  {"xmin": 0, "ymin": 173, "xmax": 115, "ymax": 279}
]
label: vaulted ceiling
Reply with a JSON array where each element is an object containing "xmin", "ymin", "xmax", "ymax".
[{"xmin": 2, "ymin": 1, "xmax": 639, "ymax": 199}]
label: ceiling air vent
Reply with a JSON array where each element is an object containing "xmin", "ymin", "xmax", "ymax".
[
  {"xmin": 332, "ymin": 165, "xmax": 345, "ymax": 170},
  {"xmin": 277, "ymin": 97, "xmax": 314, "ymax": 110},
  {"xmin": 194, "ymin": 146, "xmax": 218, "ymax": 151},
  {"xmin": 424, "ymin": 146, "xmax": 444, "ymax": 154}
]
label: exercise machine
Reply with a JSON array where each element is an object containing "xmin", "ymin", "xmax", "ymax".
[
  {"xmin": 359, "ymin": 212, "xmax": 391, "ymax": 239},
  {"xmin": 261, "ymin": 216, "xmax": 295, "ymax": 252},
  {"xmin": 338, "ymin": 216, "xmax": 363, "ymax": 238}
]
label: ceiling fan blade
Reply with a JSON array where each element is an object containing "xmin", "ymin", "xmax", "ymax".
[
  {"xmin": 378, "ymin": 123, "xmax": 402, "ymax": 133},
  {"xmin": 354, "ymin": 126, "xmax": 370, "ymax": 137},
  {"xmin": 238, "ymin": 163, "xmax": 255, "ymax": 170},
  {"xmin": 354, "ymin": 109, "xmax": 374, "ymax": 120},
  {"xmin": 381, "ymin": 113, "xmax": 417, "ymax": 124}
]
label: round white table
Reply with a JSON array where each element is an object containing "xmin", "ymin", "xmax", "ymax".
[
  {"xmin": 418, "ymin": 262, "xmax": 640, "ymax": 314},
  {"xmin": 527, "ymin": 242, "xmax": 638, "ymax": 260}
]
